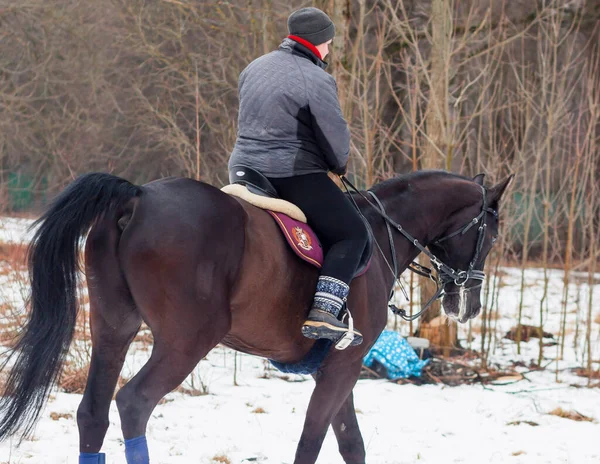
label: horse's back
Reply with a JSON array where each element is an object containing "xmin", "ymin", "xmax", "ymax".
[{"xmin": 131, "ymin": 177, "xmax": 245, "ymax": 267}]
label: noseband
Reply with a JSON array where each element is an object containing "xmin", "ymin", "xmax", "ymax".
[{"xmin": 340, "ymin": 176, "xmax": 497, "ymax": 321}]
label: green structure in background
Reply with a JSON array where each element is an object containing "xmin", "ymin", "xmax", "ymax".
[
  {"xmin": 509, "ymin": 191, "xmax": 590, "ymax": 254},
  {"xmin": 7, "ymin": 172, "xmax": 47, "ymax": 211}
]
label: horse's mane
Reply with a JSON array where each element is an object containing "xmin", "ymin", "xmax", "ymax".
[
  {"xmin": 370, "ymin": 170, "xmax": 473, "ymax": 194},
  {"xmin": 347, "ymin": 171, "xmax": 479, "ymax": 223}
]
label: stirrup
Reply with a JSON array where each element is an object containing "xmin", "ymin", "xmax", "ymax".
[{"xmin": 335, "ymin": 308, "xmax": 356, "ymax": 351}]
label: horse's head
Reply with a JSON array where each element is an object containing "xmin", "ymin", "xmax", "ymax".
[{"xmin": 428, "ymin": 174, "xmax": 513, "ymax": 323}]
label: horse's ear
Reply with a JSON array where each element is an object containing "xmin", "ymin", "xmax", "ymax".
[
  {"xmin": 473, "ymin": 173, "xmax": 486, "ymax": 185},
  {"xmin": 488, "ymin": 174, "xmax": 514, "ymax": 208}
]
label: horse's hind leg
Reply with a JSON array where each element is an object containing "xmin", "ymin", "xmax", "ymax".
[
  {"xmin": 77, "ymin": 223, "xmax": 142, "ymax": 455},
  {"xmin": 114, "ymin": 280, "xmax": 231, "ymax": 458},
  {"xmin": 331, "ymin": 392, "xmax": 366, "ymax": 464},
  {"xmin": 295, "ymin": 360, "xmax": 363, "ymax": 464}
]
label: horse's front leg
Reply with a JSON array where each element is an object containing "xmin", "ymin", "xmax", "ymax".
[
  {"xmin": 294, "ymin": 359, "xmax": 363, "ymax": 464},
  {"xmin": 331, "ymin": 391, "xmax": 366, "ymax": 464}
]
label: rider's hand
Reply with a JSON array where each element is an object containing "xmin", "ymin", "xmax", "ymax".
[{"xmin": 331, "ymin": 165, "xmax": 347, "ymax": 176}]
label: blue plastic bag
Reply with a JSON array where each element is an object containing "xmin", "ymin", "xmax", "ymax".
[{"xmin": 363, "ymin": 330, "xmax": 429, "ymax": 380}]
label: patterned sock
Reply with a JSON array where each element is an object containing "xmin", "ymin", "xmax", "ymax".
[
  {"xmin": 79, "ymin": 453, "xmax": 106, "ymax": 464},
  {"xmin": 312, "ymin": 276, "xmax": 349, "ymax": 317},
  {"xmin": 125, "ymin": 436, "xmax": 149, "ymax": 464}
]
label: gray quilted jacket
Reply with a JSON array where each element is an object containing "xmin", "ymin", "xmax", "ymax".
[{"xmin": 228, "ymin": 38, "xmax": 350, "ymax": 178}]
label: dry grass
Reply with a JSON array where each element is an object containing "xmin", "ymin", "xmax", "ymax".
[
  {"xmin": 134, "ymin": 326, "xmax": 154, "ymax": 347},
  {"xmin": 56, "ymin": 334, "xmax": 133, "ymax": 397},
  {"xmin": 504, "ymin": 325, "xmax": 555, "ymax": 342},
  {"xmin": 0, "ymin": 245, "xmax": 95, "ymax": 395},
  {"xmin": 72, "ymin": 309, "xmax": 91, "ymax": 343},
  {"xmin": 50, "ymin": 412, "xmax": 73, "ymax": 421},
  {"xmin": 251, "ymin": 407, "xmax": 266, "ymax": 414},
  {"xmin": 571, "ymin": 368, "xmax": 600, "ymax": 380},
  {"xmin": 175, "ymin": 385, "xmax": 209, "ymax": 397},
  {"xmin": 0, "ymin": 371, "xmax": 7, "ymax": 392},
  {"xmin": 0, "ymin": 317, "xmax": 23, "ymax": 346},
  {"xmin": 548, "ymin": 408, "xmax": 595, "ymax": 422},
  {"xmin": 211, "ymin": 455, "xmax": 231, "ymax": 464},
  {"xmin": 484, "ymin": 310, "xmax": 503, "ymax": 321},
  {"xmin": 117, "ymin": 375, "xmax": 129, "ymax": 391},
  {"xmin": 0, "ymin": 242, "xmax": 27, "ymax": 266},
  {"xmin": 561, "ymin": 326, "xmax": 576, "ymax": 336},
  {"xmin": 512, "ymin": 451, "xmax": 526, "ymax": 456},
  {"xmin": 58, "ymin": 363, "xmax": 89, "ymax": 394},
  {"xmin": 503, "ymin": 258, "xmax": 598, "ymax": 274},
  {"xmin": 571, "ymin": 274, "xmax": 600, "ymax": 286},
  {"xmin": 468, "ymin": 323, "xmax": 483, "ymax": 335},
  {"xmin": 507, "ymin": 420, "xmax": 539, "ymax": 427}
]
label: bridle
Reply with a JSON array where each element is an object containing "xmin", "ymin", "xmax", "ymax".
[{"xmin": 340, "ymin": 176, "xmax": 498, "ymax": 322}]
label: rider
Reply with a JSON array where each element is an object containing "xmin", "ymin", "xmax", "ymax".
[{"xmin": 229, "ymin": 7, "xmax": 368, "ymax": 346}]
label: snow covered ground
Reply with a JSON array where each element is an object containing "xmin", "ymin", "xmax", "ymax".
[
  {"xmin": 0, "ymin": 216, "xmax": 35, "ymax": 245},
  {"xmin": 2, "ymin": 349, "xmax": 599, "ymax": 464},
  {"xmin": 0, "ymin": 216, "xmax": 599, "ymax": 464}
]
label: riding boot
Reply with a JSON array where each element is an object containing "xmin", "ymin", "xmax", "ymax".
[{"xmin": 301, "ymin": 276, "xmax": 363, "ymax": 346}]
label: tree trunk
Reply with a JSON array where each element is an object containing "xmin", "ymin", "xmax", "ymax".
[
  {"xmin": 415, "ymin": 0, "xmax": 457, "ymax": 355},
  {"xmin": 314, "ymin": 0, "xmax": 351, "ymax": 114}
]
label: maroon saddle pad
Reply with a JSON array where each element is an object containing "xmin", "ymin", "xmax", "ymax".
[{"xmin": 267, "ymin": 211, "xmax": 370, "ymax": 277}]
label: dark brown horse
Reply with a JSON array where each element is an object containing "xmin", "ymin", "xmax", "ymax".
[{"xmin": 0, "ymin": 170, "xmax": 511, "ymax": 463}]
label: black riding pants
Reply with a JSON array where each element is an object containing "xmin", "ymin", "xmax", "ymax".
[{"xmin": 268, "ymin": 173, "xmax": 370, "ymax": 285}]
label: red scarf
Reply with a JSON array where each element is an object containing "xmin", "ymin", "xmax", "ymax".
[{"xmin": 287, "ymin": 35, "xmax": 322, "ymax": 60}]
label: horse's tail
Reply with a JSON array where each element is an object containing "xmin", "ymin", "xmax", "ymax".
[{"xmin": 0, "ymin": 173, "xmax": 141, "ymax": 441}]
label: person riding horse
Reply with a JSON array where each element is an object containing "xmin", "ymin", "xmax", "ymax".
[
  {"xmin": 229, "ymin": 7, "xmax": 368, "ymax": 346},
  {"xmin": 0, "ymin": 10, "xmax": 511, "ymax": 464}
]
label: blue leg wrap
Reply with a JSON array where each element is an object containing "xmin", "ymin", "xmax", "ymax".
[
  {"xmin": 79, "ymin": 453, "xmax": 106, "ymax": 464},
  {"xmin": 125, "ymin": 436, "xmax": 149, "ymax": 464}
]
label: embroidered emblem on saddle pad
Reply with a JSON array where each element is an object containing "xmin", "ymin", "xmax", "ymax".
[
  {"xmin": 268, "ymin": 211, "xmax": 323, "ymax": 268},
  {"xmin": 292, "ymin": 226, "xmax": 313, "ymax": 251}
]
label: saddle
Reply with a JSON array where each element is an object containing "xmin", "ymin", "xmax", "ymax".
[{"xmin": 221, "ymin": 166, "xmax": 372, "ymax": 277}]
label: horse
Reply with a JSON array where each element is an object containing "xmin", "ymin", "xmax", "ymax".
[{"xmin": 0, "ymin": 170, "xmax": 511, "ymax": 463}]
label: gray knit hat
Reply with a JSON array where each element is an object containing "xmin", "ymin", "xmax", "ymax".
[{"xmin": 288, "ymin": 7, "xmax": 335, "ymax": 46}]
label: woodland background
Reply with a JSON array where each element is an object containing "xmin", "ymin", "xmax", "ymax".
[{"xmin": 0, "ymin": 0, "xmax": 598, "ymax": 371}]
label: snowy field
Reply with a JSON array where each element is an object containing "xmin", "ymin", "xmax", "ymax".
[{"xmin": 0, "ymin": 216, "xmax": 599, "ymax": 464}]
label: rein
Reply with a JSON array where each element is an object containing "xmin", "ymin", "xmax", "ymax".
[{"xmin": 339, "ymin": 175, "xmax": 496, "ymax": 322}]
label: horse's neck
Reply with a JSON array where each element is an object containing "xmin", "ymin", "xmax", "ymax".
[{"xmin": 365, "ymin": 180, "xmax": 454, "ymax": 277}]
